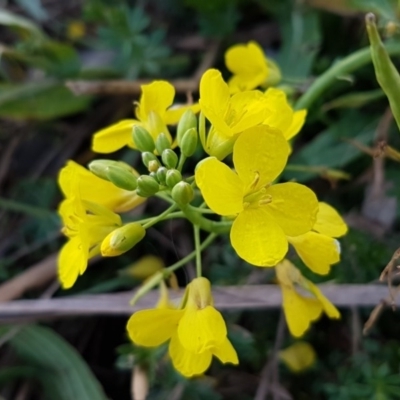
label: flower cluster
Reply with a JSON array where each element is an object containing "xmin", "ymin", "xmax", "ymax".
[{"xmin": 57, "ymin": 41, "xmax": 348, "ymax": 377}]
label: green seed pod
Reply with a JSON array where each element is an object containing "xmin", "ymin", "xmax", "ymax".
[
  {"xmin": 142, "ymin": 151, "xmax": 159, "ymax": 168},
  {"xmin": 165, "ymin": 169, "xmax": 182, "ymax": 188},
  {"xmin": 177, "ymin": 109, "xmax": 197, "ymax": 145},
  {"xmin": 161, "ymin": 149, "xmax": 178, "ymax": 169},
  {"xmin": 171, "ymin": 181, "xmax": 194, "ymax": 206},
  {"xmin": 132, "ymin": 125, "xmax": 155, "ymax": 152},
  {"xmin": 155, "ymin": 132, "xmax": 171, "ymax": 154},
  {"xmin": 101, "ymin": 222, "xmax": 146, "ymax": 257},
  {"xmin": 136, "ymin": 175, "xmax": 160, "ymax": 197},
  {"xmin": 180, "ymin": 127, "xmax": 198, "ymax": 157},
  {"xmin": 106, "ymin": 165, "xmax": 138, "ymax": 190},
  {"xmin": 156, "ymin": 166, "xmax": 168, "ymax": 185}
]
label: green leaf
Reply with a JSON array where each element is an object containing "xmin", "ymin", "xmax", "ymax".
[
  {"xmin": 0, "ymin": 81, "xmax": 92, "ymax": 120},
  {"xmin": 0, "ymin": 9, "xmax": 45, "ymax": 40},
  {"xmin": 322, "ymin": 89, "xmax": 385, "ymax": 111},
  {"xmin": 1, "ymin": 325, "xmax": 108, "ymax": 400}
]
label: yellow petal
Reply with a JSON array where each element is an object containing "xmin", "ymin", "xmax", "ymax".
[
  {"xmin": 212, "ymin": 337, "xmax": 239, "ymax": 365},
  {"xmin": 178, "ymin": 305, "xmax": 227, "ymax": 354},
  {"xmin": 58, "ymin": 238, "xmax": 88, "ymax": 289},
  {"xmin": 285, "ymin": 109, "xmax": 307, "ymax": 141},
  {"xmin": 279, "ymin": 341, "xmax": 316, "ymax": 373},
  {"xmin": 233, "ymin": 126, "xmax": 289, "ymax": 190},
  {"xmin": 195, "ymin": 157, "xmax": 244, "ymax": 216},
  {"xmin": 281, "ymin": 286, "xmax": 323, "ymax": 337},
  {"xmin": 307, "ymin": 282, "xmax": 340, "ymax": 319},
  {"xmin": 229, "ymin": 91, "xmax": 270, "ymax": 134},
  {"xmin": 164, "ymin": 103, "xmax": 201, "ymax": 125},
  {"xmin": 136, "ymin": 81, "xmax": 175, "ymax": 121},
  {"xmin": 263, "ymin": 88, "xmax": 293, "ymax": 133},
  {"xmin": 169, "ymin": 333, "xmax": 212, "ymax": 377},
  {"xmin": 288, "ymin": 232, "xmax": 340, "ymax": 275},
  {"xmin": 127, "ymin": 308, "xmax": 184, "ymax": 347},
  {"xmin": 231, "ymin": 208, "xmax": 288, "ymax": 266},
  {"xmin": 92, "ymin": 119, "xmax": 136, "ymax": 153},
  {"xmin": 199, "ymin": 69, "xmax": 231, "ymax": 137},
  {"xmin": 313, "ymin": 202, "xmax": 348, "ymax": 238},
  {"xmin": 265, "ymin": 182, "xmax": 318, "ymax": 236}
]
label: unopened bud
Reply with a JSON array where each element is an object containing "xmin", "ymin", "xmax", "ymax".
[
  {"xmin": 132, "ymin": 125, "xmax": 155, "ymax": 152},
  {"xmin": 161, "ymin": 149, "xmax": 178, "ymax": 169},
  {"xmin": 148, "ymin": 160, "xmax": 160, "ymax": 173},
  {"xmin": 165, "ymin": 169, "xmax": 182, "ymax": 188},
  {"xmin": 89, "ymin": 159, "xmax": 132, "ymax": 180},
  {"xmin": 171, "ymin": 181, "xmax": 194, "ymax": 206},
  {"xmin": 155, "ymin": 132, "xmax": 171, "ymax": 154},
  {"xmin": 101, "ymin": 222, "xmax": 146, "ymax": 257},
  {"xmin": 177, "ymin": 109, "xmax": 197, "ymax": 144},
  {"xmin": 180, "ymin": 127, "xmax": 198, "ymax": 157},
  {"xmin": 106, "ymin": 165, "xmax": 138, "ymax": 190},
  {"xmin": 156, "ymin": 167, "xmax": 168, "ymax": 185},
  {"xmin": 136, "ymin": 175, "xmax": 160, "ymax": 197},
  {"xmin": 142, "ymin": 151, "xmax": 159, "ymax": 168}
]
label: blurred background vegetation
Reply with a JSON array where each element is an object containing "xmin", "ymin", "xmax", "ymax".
[{"xmin": 1, "ymin": 0, "xmax": 400, "ymax": 399}]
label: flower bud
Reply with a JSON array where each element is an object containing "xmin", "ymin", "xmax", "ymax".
[
  {"xmin": 156, "ymin": 166, "xmax": 167, "ymax": 185},
  {"xmin": 89, "ymin": 159, "xmax": 131, "ymax": 180},
  {"xmin": 136, "ymin": 175, "xmax": 160, "ymax": 197},
  {"xmin": 155, "ymin": 132, "xmax": 171, "ymax": 154},
  {"xmin": 106, "ymin": 165, "xmax": 138, "ymax": 190},
  {"xmin": 177, "ymin": 109, "xmax": 197, "ymax": 145},
  {"xmin": 132, "ymin": 125, "xmax": 155, "ymax": 152},
  {"xmin": 148, "ymin": 160, "xmax": 160, "ymax": 173},
  {"xmin": 180, "ymin": 127, "xmax": 198, "ymax": 157},
  {"xmin": 171, "ymin": 181, "xmax": 194, "ymax": 206},
  {"xmin": 161, "ymin": 149, "xmax": 178, "ymax": 169},
  {"xmin": 142, "ymin": 151, "xmax": 159, "ymax": 168},
  {"xmin": 101, "ymin": 222, "xmax": 146, "ymax": 257},
  {"xmin": 165, "ymin": 169, "xmax": 182, "ymax": 188}
]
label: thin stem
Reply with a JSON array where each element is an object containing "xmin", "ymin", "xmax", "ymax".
[
  {"xmin": 155, "ymin": 192, "xmax": 174, "ymax": 205},
  {"xmin": 193, "ymin": 225, "xmax": 202, "ymax": 277},
  {"xmin": 177, "ymin": 154, "xmax": 187, "ymax": 172},
  {"xmin": 142, "ymin": 204, "xmax": 178, "ymax": 229},
  {"xmin": 165, "ymin": 232, "xmax": 218, "ymax": 274},
  {"xmin": 295, "ymin": 43, "xmax": 400, "ymax": 111}
]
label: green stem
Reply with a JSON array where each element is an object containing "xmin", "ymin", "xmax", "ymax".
[
  {"xmin": 177, "ymin": 154, "xmax": 187, "ymax": 172},
  {"xmin": 181, "ymin": 205, "xmax": 232, "ymax": 234},
  {"xmin": 193, "ymin": 225, "xmax": 202, "ymax": 277},
  {"xmin": 165, "ymin": 232, "xmax": 217, "ymax": 275},
  {"xmin": 142, "ymin": 204, "xmax": 178, "ymax": 229},
  {"xmin": 155, "ymin": 192, "xmax": 174, "ymax": 205},
  {"xmin": 295, "ymin": 43, "xmax": 400, "ymax": 111}
]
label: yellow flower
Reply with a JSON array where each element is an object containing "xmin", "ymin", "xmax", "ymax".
[
  {"xmin": 127, "ymin": 277, "xmax": 238, "ymax": 377},
  {"xmin": 59, "ymin": 160, "xmax": 145, "ymax": 213},
  {"xmin": 276, "ymin": 259, "xmax": 340, "ymax": 337},
  {"xmin": 288, "ymin": 202, "xmax": 348, "ymax": 275},
  {"xmin": 263, "ymin": 88, "xmax": 307, "ymax": 142},
  {"xmin": 225, "ymin": 41, "xmax": 281, "ymax": 93},
  {"xmin": 279, "ymin": 341, "xmax": 316, "ymax": 373},
  {"xmin": 92, "ymin": 81, "xmax": 199, "ymax": 153},
  {"xmin": 58, "ymin": 196, "xmax": 121, "ymax": 289},
  {"xmin": 199, "ymin": 68, "xmax": 270, "ymax": 159},
  {"xmin": 195, "ymin": 126, "xmax": 319, "ymax": 266}
]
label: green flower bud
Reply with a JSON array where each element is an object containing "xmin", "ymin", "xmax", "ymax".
[
  {"xmin": 132, "ymin": 125, "xmax": 155, "ymax": 152},
  {"xmin": 156, "ymin": 166, "xmax": 168, "ymax": 185},
  {"xmin": 161, "ymin": 149, "xmax": 178, "ymax": 169},
  {"xmin": 142, "ymin": 151, "xmax": 159, "ymax": 168},
  {"xmin": 177, "ymin": 109, "xmax": 197, "ymax": 145},
  {"xmin": 165, "ymin": 169, "xmax": 182, "ymax": 188},
  {"xmin": 171, "ymin": 181, "xmax": 194, "ymax": 206},
  {"xmin": 136, "ymin": 175, "xmax": 160, "ymax": 197},
  {"xmin": 101, "ymin": 222, "xmax": 146, "ymax": 257},
  {"xmin": 180, "ymin": 127, "xmax": 198, "ymax": 157},
  {"xmin": 106, "ymin": 165, "xmax": 138, "ymax": 190},
  {"xmin": 148, "ymin": 160, "xmax": 160, "ymax": 173},
  {"xmin": 155, "ymin": 132, "xmax": 171, "ymax": 154},
  {"xmin": 89, "ymin": 159, "xmax": 131, "ymax": 180}
]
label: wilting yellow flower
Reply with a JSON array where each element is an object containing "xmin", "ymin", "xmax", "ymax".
[
  {"xmin": 58, "ymin": 195, "xmax": 121, "ymax": 289},
  {"xmin": 59, "ymin": 160, "xmax": 145, "ymax": 213},
  {"xmin": 279, "ymin": 341, "xmax": 316, "ymax": 373},
  {"xmin": 127, "ymin": 277, "xmax": 238, "ymax": 377},
  {"xmin": 288, "ymin": 202, "xmax": 348, "ymax": 275},
  {"xmin": 225, "ymin": 41, "xmax": 281, "ymax": 93},
  {"xmin": 199, "ymin": 68, "xmax": 269, "ymax": 159},
  {"xmin": 263, "ymin": 88, "xmax": 307, "ymax": 142},
  {"xmin": 195, "ymin": 126, "xmax": 318, "ymax": 266},
  {"xmin": 276, "ymin": 259, "xmax": 340, "ymax": 337},
  {"xmin": 92, "ymin": 81, "xmax": 199, "ymax": 153}
]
